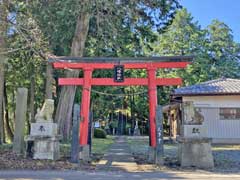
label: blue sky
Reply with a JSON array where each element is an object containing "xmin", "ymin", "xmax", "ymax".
[{"xmin": 180, "ymin": 0, "xmax": 240, "ymax": 42}]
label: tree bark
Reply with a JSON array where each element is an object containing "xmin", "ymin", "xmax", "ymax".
[
  {"xmin": 45, "ymin": 62, "xmax": 53, "ymax": 99},
  {"xmin": 0, "ymin": 0, "xmax": 8, "ymax": 144},
  {"xmin": 0, "ymin": 64, "xmax": 4, "ymax": 144},
  {"xmin": 30, "ymin": 73, "xmax": 35, "ymax": 123},
  {"xmin": 55, "ymin": 9, "xmax": 90, "ymax": 140},
  {"xmin": 3, "ymin": 81, "xmax": 13, "ymax": 141}
]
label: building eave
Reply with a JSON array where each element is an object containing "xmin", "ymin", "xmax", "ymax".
[{"xmin": 171, "ymin": 92, "xmax": 240, "ymax": 97}]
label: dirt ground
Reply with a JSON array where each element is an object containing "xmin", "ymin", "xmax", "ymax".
[
  {"xmin": 0, "ymin": 149, "xmax": 95, "ymax": 170},
  {"xmin": 1, "ymin": 136, "xmax": 240, "ymax": 173},
  {"xmin": 127, "ymin": 136, "xmax": 240, "ymax": 173},
  {"xmin": 0, "ymin": 144, "xmax": 101, "ymax": 170}
]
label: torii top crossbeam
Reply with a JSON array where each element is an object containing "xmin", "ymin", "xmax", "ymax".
[{"xmin": 48, "ymin": 55, "xmax": 193, "ymax": 63}]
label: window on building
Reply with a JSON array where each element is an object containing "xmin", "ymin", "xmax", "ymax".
[{"xmin": 219, "ymin": 108, "xmax": 240, "ymax": 120}]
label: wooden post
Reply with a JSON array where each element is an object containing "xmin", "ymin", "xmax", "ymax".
[
  {"xmin": 148, "ymin": 67, "xmax": 157, "ymax": 147},
  {"xmin": 79, "ymin": 68, "xmax": 92, "ymax": 145},
  {"xmin": 155, "ymin": 105, "xmax": 164, "ymax": 165},
  {"xmin": 79, "ymin": 68, "xmax": 92, "ymax": 161},
  {"xmin": 70, "ymin": 104, "xmax": 80, "ymax": 163},
  {"xmin": 13, "ymin": 88, "xmax": 28, "ymax": 155}
]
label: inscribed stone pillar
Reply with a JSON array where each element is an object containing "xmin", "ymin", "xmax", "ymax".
[
  {"xmin": 13, "ymin": 88, "xmax": 28, "ymax": 154},
  {"xmin": 70, "ymin": 104, "xmax": 80, "ymax": 163},
  {"xmin": 155, "ymin": 105, "xmax": 164, "ymax": 165}
]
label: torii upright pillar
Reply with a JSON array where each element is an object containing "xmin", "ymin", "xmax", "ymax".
[
  {"xmin": 148, "ymin": 67, "xmax": 157, "ymax": 147},
  {"xmin": 79, "ymin": 67, "xmax": 92, "ymax": 159}
]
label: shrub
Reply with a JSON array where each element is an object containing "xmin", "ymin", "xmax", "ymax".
[{"xmin": 94, "ymin": 128, "xmax": 107, "ymax": 138}]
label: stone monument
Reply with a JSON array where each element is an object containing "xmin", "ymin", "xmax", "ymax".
[
  {"xmin": 177, "ymin": 101, "xmax": 214, "ymax": 168},
  {"xmin": 25, "ymin": 99, "xmax": 61, "ymax": 160},
  {"xmin": 133, "ymin": 120, "xmax": 140, "ymax": 136},
  {"xmin": 13, "ymin": 88, "xmax": 28, "ymax": 155}
]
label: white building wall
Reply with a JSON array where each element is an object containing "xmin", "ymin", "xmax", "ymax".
[{"xmin": 183, "ymin": 95, "xmax": 240, "ymax": 143}]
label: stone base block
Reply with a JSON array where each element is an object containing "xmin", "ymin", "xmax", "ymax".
[
  {"xmin": 31, "ymin": 122, "xmax": 57, "ymax": 136},
  {"xmin": 33, "ymin": 139, "xmax": 60, "ymax": 160},
  {"xmin": 79, "ymin": 145, "xmax": 90, "ymax": 162},
  {"xmin": 148, "ymin": 146, "xmax": 156, "ymax": 163},
  {"xmin": 133, "ymin": 128, "xmax": 141, "ymax": 136},
  {"xmin": 177, "ymin": 137, "xmax": 214, "ymax": 168},
  {"xmin": 181, "ymin": 125, "xmax": 208, "ymax": 138}
]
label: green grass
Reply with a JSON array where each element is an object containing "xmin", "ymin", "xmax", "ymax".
[
  {"xmin": 60, "ymin": 143, "xmax": 71, "ymax": 157},
  {"xmin": 212, "ymin": 144, "xmax": 240, "ymax": 151},
  {"xmin": 127, "ymin": 138, "xmax": 149, "ymax": 155},
  {"xmin": 60, "ymin": 136, "xmax": 114, "ymax": 157},
  {"xmin": 0, "ymin": 144, "xmax": 12, "ymax": 151},
  {"xmin": 92, "ymin": 136, "xmax": 114, "ymax": 154},
  {"xmin": 0, "ymin": 137, "xmax": 114, "ymax": 157}
]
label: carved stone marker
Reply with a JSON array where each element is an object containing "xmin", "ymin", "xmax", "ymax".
[
  {"xmin": 25, "ymin": 99, "xmax": 61, "ymax": 160},
  {"xmin": 13, "ymin": 88, "xmax": 28, "ymax": 155},
  {"xmin": 178, "ymin": 101, "xmax": 214, "ymax": 168},
  {"xmin": 183, "ymin": 124, "xmax": 208, "ymax": 138},
  {"xmin": 155, "ymin": 105, "xmax": 164, "ymax": 165},
  {"xmin": 148, "ymin": 105, "xmax": 164, "ymax": 164},
  {"xmin": 70, "ymin": 104, "xmax": 80, "ymax": 163}
]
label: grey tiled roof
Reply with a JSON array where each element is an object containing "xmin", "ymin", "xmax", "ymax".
[{"xmin": 173, "ymin": 78, "xmax": 240, "ymax": 96}]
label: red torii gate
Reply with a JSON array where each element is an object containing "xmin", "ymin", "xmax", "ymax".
[{"xmin": 50, "ymin": 56, "xmax": 191, "ymax": 148}]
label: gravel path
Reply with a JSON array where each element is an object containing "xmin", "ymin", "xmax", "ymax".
[
  {"xmin": 1, "ymin": 170, "xmax": 240, "ymax": 180},
  {"xmin": 96, "ymin": 136, "xmax": 139, "ymax": 172}
]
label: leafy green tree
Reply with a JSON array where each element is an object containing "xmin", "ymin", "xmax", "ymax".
[
  {"xmin": 148, "ymin": 9, "xmax": 239, "ymax": 106},
  {"xmin": 205, "ymin": 20, "xmax": 240, "ymax": 79},
  {"xmin": 29, "ymin": 0, "xmax": 182, "ymax": 139},
  {"xmin": 149, "ymin": 8, "xmax": 207, "ymax": 104},
  {"xmin": 0, "ymin": 0, "xmax": 9, "ymax": 143},
  {"xmin": 0, "ymin": 1, "xmax": 49, "ymax": 141},
  {"xmin": 151, "ymin": 9, "xmax": 240, "ymax": 95},
  {"xmin": 151, "ymin": 8, "xmax": 204, "ymax": 56}
]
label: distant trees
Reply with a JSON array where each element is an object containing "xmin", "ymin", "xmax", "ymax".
[
  {"xmin": 151, "ymin": 8, "xmax": 240, "ymax": 87},
  {"xmin": 0, "ymin": 0, "xmax": 48, "ymax": 142},
  {"xmin": 29, "ymin": 0, "xmax": 181, "ymax": 139},
  {"xmin": 206, "ymin": 20, "xmax": 240, "ymax": 78}
]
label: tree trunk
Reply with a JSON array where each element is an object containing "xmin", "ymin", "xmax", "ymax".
[
  {"xmin": 0, "ymin": 0, "xmax": 8, "ymax": 144},
  {"xmin": 30, "ymin": 73, "xmax": 35, "ymax": 124},
  {"xmin": 0, "ymin": 64, "xmax": 4, "ymax": 144},
  {"xmin": 55, "ymin": 9, "xmax": 90, "ymax": 140},
  {"xmin": 45, "ymin": 62, "xmax": 53, "ymax": 99},
  {"xmin": 3, "ymin": 81, "xmax": 13, "ymax": 141}
]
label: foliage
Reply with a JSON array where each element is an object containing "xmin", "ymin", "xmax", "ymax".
[
  {"xmin": 109, "ymin": 120, "xmax": 118, "ymax": 129},
  {"xmin": 205, "ymin": 20, "xmax": 240, "ymax": 78},
  {"xmin": 94, "ymin": 128, "xmax": 107, "ymax": 138},
  {"xmin": 29, "ymin": 0, "xmax": 181, "ymax": 56},
  {"xmin": 150, "ymin": 8, "xmax": 240, "ymax": 104}
]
